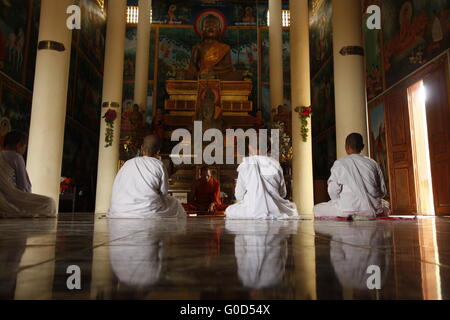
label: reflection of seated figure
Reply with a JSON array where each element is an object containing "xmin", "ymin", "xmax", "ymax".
[
  {"xmin": 0, "ymin": 219, "xmax": 56, "ymax": 299},
  {"xmin": 108, "ymin": 219, "xmax": 186, "ymax": 293},
  {"xmin": 315, "ymin": 222, "xmax": 390, "ymax": 292},
  {"xmin": 225, "ymin": 220, "xmax": 297, "ymax": 289},
  {"xmin": 182, "ymin": 15, "xmax": 241, "ymax": 81},
  {"xmin": 184, "ymin": 166, "xmax": 227, "ymax": 213}
]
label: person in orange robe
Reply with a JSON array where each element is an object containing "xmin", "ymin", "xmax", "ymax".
[{"xmin": 184, "ymin": 167, "xmax": 227, "ymax": 213}]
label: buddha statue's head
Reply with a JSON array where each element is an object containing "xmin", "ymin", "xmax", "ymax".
[{"xmin": 201, "ymin": 15, "xmax": 222, "ymax": 40}]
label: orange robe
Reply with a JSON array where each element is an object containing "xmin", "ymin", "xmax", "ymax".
[{"xmin": 184, "ymin": 178, "xmax": 228, "ymax": 213}]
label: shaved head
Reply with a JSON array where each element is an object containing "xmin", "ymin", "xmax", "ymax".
[
  {"xmin": 200, "ymin": 166, "xmax": 212, "ymax": 181},
  {"xmin": 345, "ymin": 133, "xmax": 365, "ymax": 153},
  {"xmin": 141, "ymin": 135, "xmax": 161, "ymax": 157}
]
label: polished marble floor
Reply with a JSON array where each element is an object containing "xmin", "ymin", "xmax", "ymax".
[{"xmin": 0, "ymin": 213, "xmax": 449, "ymax": 300}]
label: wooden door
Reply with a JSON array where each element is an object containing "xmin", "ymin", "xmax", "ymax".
[
  {"xmin": 385, "ymin": 90, "xmax": 417, "ymax": 214},
  {"xmin": 424, "ymin": 67, "xmax": 450, "ymax": 216}
]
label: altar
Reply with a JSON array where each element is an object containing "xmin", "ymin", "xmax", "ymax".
[
  {"xmin": 149, "ymin": 10, "xmax": 268, "ymax": 207},
  {"xmin": 162, "ymin": 79, "xmax": 260, "ymax": 206}
]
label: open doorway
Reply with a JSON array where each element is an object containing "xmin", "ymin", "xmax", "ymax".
[{"xmin": 407, "ymin": 81, "xmax": 435, "ymax": 216}]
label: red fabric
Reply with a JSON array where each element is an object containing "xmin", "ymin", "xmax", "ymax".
[{"xmin": 184, "ymin": 178, "xmax": 228, "ymax": 213}]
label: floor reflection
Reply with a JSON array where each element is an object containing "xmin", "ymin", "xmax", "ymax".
[
  {"xmin": 0, "ymin": 215, "xmax": 449, "ymax": 300},
  {"xmin": 108, "ymin": 219, "xmax": 186, "ymax": 296},
  {"xmin": 225, "ymin": 220, "xmax": 297, "ymax": 289},
  {"xmin": 0, "ymin": 219, "xmax": 56, "ymax": 299},
  {"xmin": 315, "ymin": 222, "xmax": 391, "ymax": 299}
]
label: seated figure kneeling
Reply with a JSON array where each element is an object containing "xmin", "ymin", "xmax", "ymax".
[
  {"xmin": 0, "ymin": 131, "xmax": 56, "ymax": 218},
  {"xmin": 184, "ymin": 166, "xmax": 228, "ymax": 214},
  {"xmin": 314, "ymin": 133, "xmax": 390, "ymax": 219},
  {"xmin": 226, "ymin": 144, "xmax": 298, "ymax": 220},
  {"xmin": 108, "ymin": 135, "xmax": 186, "ymax": 219}
]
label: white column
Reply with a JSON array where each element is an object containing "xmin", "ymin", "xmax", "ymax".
[
  {"xmin": 95, "ymin": 0, "xmax": 127, "ymax": 213},
  {"xmin": 290, "ymin": 0, "xmax": 314, "ymax": 217},
  {"xmin": 332, "ymin": 0, "xmax": 368, "ymax": 158},
  {"xmin": 269, "ymin": 0, "xmax": 284, "ymax": 112},
  {"xmin": 133, "ymin": 0, "xmax": 151, "ymax": 114},
  {"xmin": 26, "ymin": 0, "xmax": 73, "ymax": 211}
]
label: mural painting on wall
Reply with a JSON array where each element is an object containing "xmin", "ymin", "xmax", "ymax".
[
  {"xmin": 311, "ymin": 59, "xmax": 335, "ymax": 137},
  {"xmin": 0, "ymin": 83, "xmax": 31, "ymax": 147},
  {"xmin": 368, "ymin": 101, "xmax": 389, "ymax": 199},
  {"xmin": 282, "ymin": 29, "xmax": 291, "ymax": 84},
  {"xmin": 313, "ymin": 130, "xmax": 337, "ymax": 179},
  {"xmin": 257, "ymin": 2, "xmax": 268, "ymax": 26},
  {"xmin": 156, "ymin": 27, "xmax": 198, "ymax": 108},
  {"xmin": 309, "ymin": 0, "xmax": 333, "ymax": 77},
  {"xmin": 156, "ymin": 24, "xmax": 258, "ymax": 109},
  {"xmin": 26, "ymin": 0, "xmax": 40, "ymax": 90},
  {"xmin": 233, "ymin": 4, "xmax": 257, "ymax": 26},
  {"xmin": 124, "ymin": 27, "xmax": 156, "ymax": 82},
  {"xmin": 0, "ymin": 0, "xmax": 29, "ymax": 83},
  {"xmin": 152, "ymin": 2, "xmax": 192, "ymax": 25},
  {"xmin": 261, "ymin": 29, "xmax": 269, "ymax": 82},
  {"xmin": 120, "ymin": 82, "xmax": 153, "ymax": 161},
  {"xmin": 79, "ymin": 0, "xmax": 106, "ymax": 72},
  {"xmin": 222, "ymin": 27, "xmax": 258, "ymax": 100},
  {"xmin": 152, "ymin": 0, "xmax": 267, "ymax": 26},
  {"xmin": 382, "ymin": 0, "xmax": 449, "ymax": 88},
  {"xmin": 261, "ymin": 29, "xmax": 291, "ymax": 85},
  {"xmin": 75, "ymin": 54, "xmax": 102, "ymax": 132},
  {"xmin": 363, "ymin": 0, "xmax": 384, "ymax": 100},
  {"xmin": 62, "ymin": 121, "xmax": 98, "ymax": 209},
  {"xmin": 261, "ymin": 84, "xmax": 270, "ymax": 120}
]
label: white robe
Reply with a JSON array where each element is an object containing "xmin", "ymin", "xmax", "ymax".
[
  {"xmin": 108, "ymin": 156, "xmax": 186, "ymax": 219},
  {"xmin": 0, "ymin": 152, "xmax": 56, "ymax": 218},
  {"xmin": 226, "ymin": 156, "xmax": 299, "ymax": 220},
  {"xmin": 225, "ymin": 220, "xmax": 297, "ymax": 289},
  {"xmin": 314, "ymin": 154, "xmax": 389, "ymax": 218}
]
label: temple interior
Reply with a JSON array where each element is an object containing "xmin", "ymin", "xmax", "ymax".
[{"xmin": 0, "ymin": 0, "xmax": 449, "ymax": 300}]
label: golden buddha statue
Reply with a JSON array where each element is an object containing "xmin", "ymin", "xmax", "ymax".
[{"xmin": 182, "ymin": 15, "xmax": 241, "ymax": 81}]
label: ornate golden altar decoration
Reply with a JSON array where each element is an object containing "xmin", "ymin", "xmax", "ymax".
[{"xmin": 165, "ymin": 79, "xmax": 253, "ymax": 113}]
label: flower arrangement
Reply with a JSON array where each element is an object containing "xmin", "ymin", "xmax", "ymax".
[
  {"xmin": 60, "ymin": 177, "xmax": 73, "ymax": 194},
  {"xmin": 103, "ymin": 109, "xmax": 117, "ymax": 148},
  {"xmin": 295, "ymin": 106, "xmax": 313, "ymax": 142}
]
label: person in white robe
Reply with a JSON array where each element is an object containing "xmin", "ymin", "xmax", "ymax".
[
  {"xmin": 226, "ymin": 145, "xmax": 298, "ymax": 220},
  {"xmin": 2, "ymin": 131, "xmax": 31, "ymax": 193},
  {"xmin": 314, "ymin": 133, "xmax": 390, "ymax": 219},
  {"xmin": 0, "ymin": 132, "xmax": 56, "ymax": 218},
  {"xmin": 108, "ymin": 135, "xmax": 186, "ymax": 219},
  {"xmin": 225, "ymin": 220, "xmax": 297, "ymax": 289}
]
